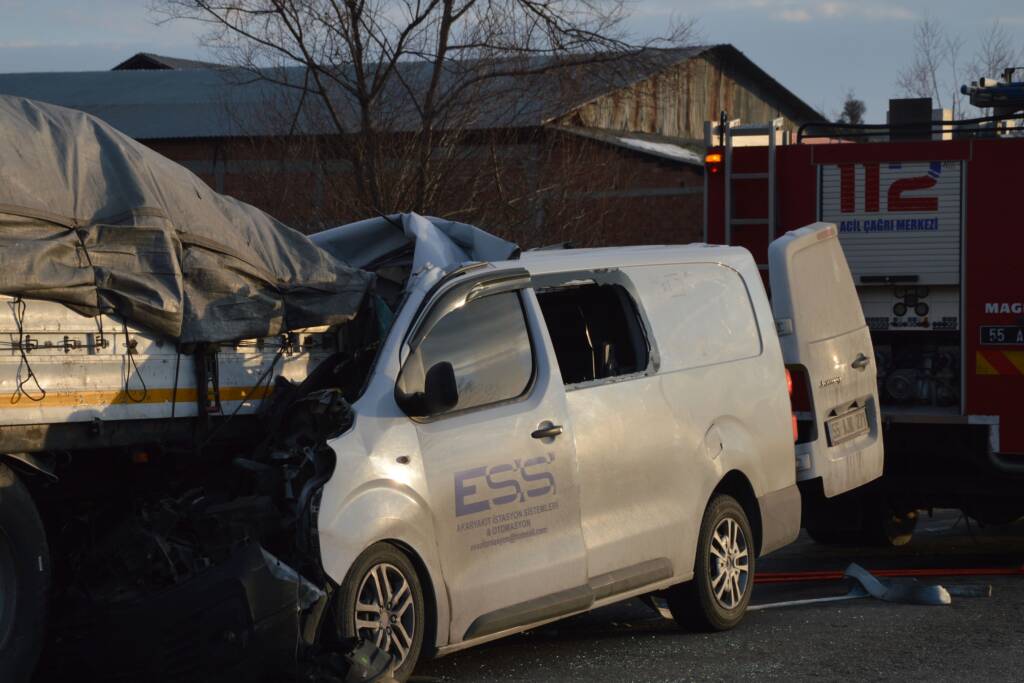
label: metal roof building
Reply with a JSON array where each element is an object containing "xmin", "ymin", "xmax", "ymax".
[{"xmin": 0, "ymin": 45, "xmax": 822, "ymax": 141}]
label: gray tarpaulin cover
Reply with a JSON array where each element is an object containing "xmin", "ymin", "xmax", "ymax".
[
  {"xmin": 312, "ymin": 213, "xmax": 519, "ymax": 274},
  {"xmin": 0, "ymin": 95, "xmax": 373, "ymax": 343}
]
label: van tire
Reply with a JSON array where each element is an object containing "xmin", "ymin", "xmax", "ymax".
[
  {"xmin": 666, "ymin": 494, "xmax": 754, "ymax": 632},
  {"xmin": 336, "ymin": 542, "xmax": 426, "ymax": 683},
  {"xmin": 0, "ymin": 464, "xmax": 50, "ymax": 683}
]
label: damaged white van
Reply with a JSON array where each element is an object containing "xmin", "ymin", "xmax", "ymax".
[
  {"xmin": 310, "ymin": 221, "xmax": 884, "ymax": 679},
  {"xmin": 3, "ymin": 220, "xmax": 885, "ymax": 682},
  {"xmin": 0, "ymin": 97, "xmax": 883, "ymax": 683}
]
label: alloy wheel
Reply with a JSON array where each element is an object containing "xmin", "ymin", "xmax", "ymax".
[
  {"xmin": 354, "ymin": 562, "xmax": 416, "ymax": 666},
  {"xmin": 709, "ymin": 516, "xmax": 750, "ymax": 610}
]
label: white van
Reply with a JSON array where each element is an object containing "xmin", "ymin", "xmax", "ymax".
[{"xmin": 315, "ymin": 222, "xmax": 885, "ymax": 680}]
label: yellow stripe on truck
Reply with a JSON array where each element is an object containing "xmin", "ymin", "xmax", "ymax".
[
  {"xmin": 1004, "ymin": 351, "xmax": 1024, "ymax": 375},
  {"xmin": 976, "ymin": 351, "xmax": 999, "ymax": 375},
  {"xmin": 2, "ymin": 385, "xmax": 273, "ymax": 408}
]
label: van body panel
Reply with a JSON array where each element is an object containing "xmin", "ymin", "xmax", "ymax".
[
  {"xmin": 757, "ymin": 483, "xmax": 802, "ymax": 555},
  {"xmin": 625, "ymin": 258, "xmax": 795, "ymax": 503},
  {"xmin": 565, "ymin": 373, "xmax": 693, "ymax": 579},
  {"xmin": 539, "ymin": 259, "xmax": 796, "ymax": 584},
  {"xmin": 318, "ymin": 285, "xmax": 454, "ymax": 648},
  {"xmin": 400, "ymin": 285, "xmax": 587, "ymax": 644},
  {"xmin": 769, "ymin": 223, "xmax": 885, "ymax": 497}
]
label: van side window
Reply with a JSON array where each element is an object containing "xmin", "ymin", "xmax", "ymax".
[
  {"xmin": 399, "ymin": 291, "xmax": 533, "ymax": 416},
  {"xmin": 536, "ymin": 284, "xmax": 649, "ymax": 386}
]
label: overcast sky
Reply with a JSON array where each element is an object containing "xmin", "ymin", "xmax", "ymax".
[{"xmin": 1, "ymin": 0, "xmax": 1021, "ymax": 123}]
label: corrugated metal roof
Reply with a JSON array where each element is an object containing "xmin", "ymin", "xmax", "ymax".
[
  {"xmin": 0, "ymin": 68, "xmax": 297, "ymax": 139},
  {"xmin": 0, "ymin": 45, "xmax": 822, "ymax": 140}
]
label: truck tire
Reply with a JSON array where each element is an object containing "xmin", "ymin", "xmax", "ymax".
[
  {"xmin": 805, "ymin": 499, "xmax": 916, "ymax": 547},
  {"xmin": 0, "ymin": 464, "xmax": 50, "ymax": 683},
  {"xmin": 336, "ymin": 542, "xmax": 426, "ymax": 683},
  {"xmin": 666, "ymin": 494, "xmax": 754, "ymax": 632},
  {"xmin": 860, "ymin": 504, "xmax": 917, "ymax": 547}
]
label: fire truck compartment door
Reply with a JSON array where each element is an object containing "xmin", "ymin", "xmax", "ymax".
[{"xmin": 769, "ymin": 222, "xmax": 884, "ymax": 498}]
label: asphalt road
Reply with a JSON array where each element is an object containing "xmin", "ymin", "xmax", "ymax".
[{"xmin": 414, "ymin": 512, "xmax": 1024, "ymax": 682}]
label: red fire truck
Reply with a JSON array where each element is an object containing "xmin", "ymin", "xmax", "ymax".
[{"xmin": 704, "ymin": 104, "xmax": 1024, "ymax": 546}]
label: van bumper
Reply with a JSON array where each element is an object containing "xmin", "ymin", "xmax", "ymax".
[{"xmin": 757, "ymin": 484, "xmax": 801, "ymax": 556}]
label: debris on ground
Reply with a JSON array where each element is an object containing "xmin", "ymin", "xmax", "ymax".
[{"xmin": 748, "ymin": 563, "xmax": 994, "ymax": 611}]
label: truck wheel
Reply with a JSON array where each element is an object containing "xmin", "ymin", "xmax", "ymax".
[
  {"xmin": 336, "ymin": 543, "xmax": 426, "ymax": 683},
  {"xmin": 666, "ymin": 495, "xmax": 754, "ymax": 632},
  {"xmin": 0, "ymin": 464, "xmax": 50, "ymax": 683},
  {"xmin": 860, "ymin": 505, "xmax": 917, "ymax": 547}
]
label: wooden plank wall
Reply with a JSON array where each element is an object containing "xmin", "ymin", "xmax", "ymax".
[{"xmin": 557, "ymin": 56, "xmax": 800, "ymax": 139}]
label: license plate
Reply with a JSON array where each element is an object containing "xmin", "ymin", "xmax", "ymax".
[
  {"xmin": 981, "ymin": 326, "xmax": 1024, "ymax": 346},
  {"xmin": 826, "ymin": 407, "xmax": 869, "ymax": 446}
]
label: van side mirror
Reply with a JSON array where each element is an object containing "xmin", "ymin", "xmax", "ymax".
[{"xmin": 396, "ymin": 361, "xmax": 459, "ymax": 417}]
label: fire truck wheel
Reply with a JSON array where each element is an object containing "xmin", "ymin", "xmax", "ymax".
[
  {"xmin": 0, "ymin": 464, "xmax": 50, "ymax": 683},
  {"xmin": 860, "ymin": 505, "xmax": 917, "ymax": 547}
]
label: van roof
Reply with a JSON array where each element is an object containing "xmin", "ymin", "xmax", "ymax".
[{"xmin": 498, "ymin": 243, "xmax": 755, "ymax": 275}]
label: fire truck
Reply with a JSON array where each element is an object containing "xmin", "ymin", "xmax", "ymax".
[{"xmin": 703, "ymin": 77, "xmax": 1024, "ymax": 546}]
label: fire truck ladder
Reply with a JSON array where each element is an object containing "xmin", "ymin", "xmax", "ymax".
[{"xmin": 705, "ymin": 117, "xmax": 789, "ymax": 269}]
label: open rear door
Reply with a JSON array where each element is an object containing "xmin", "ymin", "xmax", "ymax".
[{"xmin": 769, "ymin": 223, "xmax": 883, "ymax": 498}]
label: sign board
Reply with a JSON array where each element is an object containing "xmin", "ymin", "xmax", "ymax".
[{"xmin": 820, "ymin": 161, "xmax": 963, "ymax": 285}]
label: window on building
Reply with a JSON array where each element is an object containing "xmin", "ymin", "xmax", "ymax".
[
  {"xmin": 536, "ymin": 283, "xmax": 649, "ymax": 386},
  {"xmin": 399, "ymin": 291, "xmax": 534, "ymax": 416}
]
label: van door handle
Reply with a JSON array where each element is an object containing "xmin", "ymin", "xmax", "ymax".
[
  {"xmin": 851, "ymin": 353, "xmax": 871, "ymax": 370},
  {"xmin": 531, "ymin": 424, "xmax": 563, "ymax": 439}
]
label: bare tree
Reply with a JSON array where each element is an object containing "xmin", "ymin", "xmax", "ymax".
[
  {"xmin": 966, "ymin": 19, "xmax": 1021, "ymax": 115},
  {"xmin": 896, "ymin": 15, "xmax": 1024, "ymax": 120},
  {"xmin": 154, "ymin": 0, "xmax": 695, "ymax": 229},
  {"xmin": 895, "ymin": 15, "xmax": 967, "ymax": 118},
  {"xmin": 970, "ymin": 19, "xmax": 1020, "ymax": 81}
]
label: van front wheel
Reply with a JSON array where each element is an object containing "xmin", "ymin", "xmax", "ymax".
[
  {"xmin": 336, "ymin": 543, "xmax": 426, "ymax": 683},
  {"xmin": 666, "ymin": 494, "xmax": 754, "ymax": 632}
]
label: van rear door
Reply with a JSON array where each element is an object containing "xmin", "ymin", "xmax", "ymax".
[{"xmin": 768, "ymin": 222, "xmax": 883, "ymax": 498}]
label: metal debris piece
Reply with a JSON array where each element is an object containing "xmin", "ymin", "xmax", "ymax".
[{"xmin": 343, "ymin": 639, "xmax": 396, "ymax": 683}]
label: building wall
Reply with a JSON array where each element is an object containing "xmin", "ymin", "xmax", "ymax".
[
  {"xmin": 556, "ymin": 54, "xmax": 800, "ymax": 139},
  {"xmin": 143, "ymin": 130, "xmax": 705, "ymax": 248}
]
